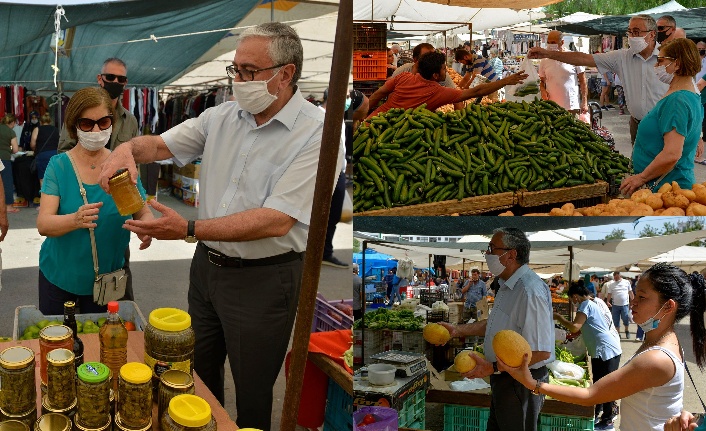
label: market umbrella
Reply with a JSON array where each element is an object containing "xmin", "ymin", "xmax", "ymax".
[{"xmin": 417, "ymin": 0, "xmax": 563, "ymax": 9}]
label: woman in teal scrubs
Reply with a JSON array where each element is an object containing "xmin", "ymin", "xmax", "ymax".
[{"xmin": 620, "ymin": 38, "xmax": 704, "ymax": 196}]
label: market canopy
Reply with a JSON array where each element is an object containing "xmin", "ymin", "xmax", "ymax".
[
  {"xmin": 555, "ymin": 6, "xmax": 706, "ymax": 39},
  {"xmin": 418, "ymin": 0, "xmax": 561, "ymax": 9},
  {"xmin": 353, "ymin": 0, "xmax": 545, "ymax": 35},
  {"xmin": 353, "ymin": 249, "xmax": 398, "ymax": 277}
]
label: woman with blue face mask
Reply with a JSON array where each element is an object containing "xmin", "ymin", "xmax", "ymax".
[
  {"xmin": 498, "ymin": 263, "xmax": 706, "ymax": 431},
  {"xmin": 620, "ymin": 38, "xmax": 704, "ymax": 197}
]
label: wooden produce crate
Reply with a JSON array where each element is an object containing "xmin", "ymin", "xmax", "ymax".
[
  {"xmin": 356, "ymin": 192, "xmax": 516, "ymax": 216},
  {"xmin": 518, "ymin": 181, "xmax": 608, "ymax": 209}
]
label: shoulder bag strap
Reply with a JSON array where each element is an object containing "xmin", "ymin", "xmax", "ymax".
[
  {"xmin": 35, "ymin": 127, "xmax": 56, "ymax": 155},
  {"xmin": 66, "ymin": 153, "xmax": 100, "ymax": 279},
  {"xmin": 685, "ymin": 360, "xmax": 706, "ymax": 412}
]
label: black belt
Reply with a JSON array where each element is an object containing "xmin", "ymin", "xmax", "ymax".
[
  {"xmin": 198, "ymin": 242, "xmax": 303, "ymax": 268},
  {"xmin": 631, "ymin": 116, "xmax": 641, "ymax": 125}
]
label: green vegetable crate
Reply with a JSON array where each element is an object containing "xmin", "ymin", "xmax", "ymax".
[
  {"xmin": 13, "ymin": 301, "xmax": 146, "ymax": 341},
  {"xmin": 444, "ymin": 405, "xmax": 490, "ymax": 431}
]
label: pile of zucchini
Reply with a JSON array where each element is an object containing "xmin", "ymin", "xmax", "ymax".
[{"xmin": 353, "ymin": 99, "xmax": 631, "ymax": 212}]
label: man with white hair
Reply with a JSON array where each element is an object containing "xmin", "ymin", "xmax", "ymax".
[
  {"xmin": 98, "ymin": 22, "xmax": 344, "ymax": 430},
  {"xmin": 390, "ymin": 43, "xmax": 401, "ymax": 66},
  {"xmin": 538, "ymin": 30, "xmax": 588, "ymax": 114}
]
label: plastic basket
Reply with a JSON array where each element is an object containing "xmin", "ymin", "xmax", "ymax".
[
  {"xmin": 444, "ymin": 405, "xmax": 490, "ymax": 431},
  {"xmin": 312, "ymin": 294, "xmax": 354, "ymax": 332},
  {"xmin": 419, "ymin": 291, "xmax": 444, "ymax": 307},
  {"xmin": 538, "ymin": 414, "xmax": 594, "ymax": 431},
  {"xmin": 13, "ymin": 301, "xmax": 146, "ymax": 340},
  {"xmin": 399, "ymin": 385, "xmax": 426, "ymax": 428},
  {"xmin": 354, "ymin": 23, "xmax": 387, "ymax": 51},
  {"xmin": 353, "ymin": 51, "xmax": 388, "ymax": 81},
  {"xmin": 353, "ymin": 80, "xmax": 386, "ymax": 98},
  {"xmin": 323, "ymin": 378, "xmax": 353, "ymax": 431}
]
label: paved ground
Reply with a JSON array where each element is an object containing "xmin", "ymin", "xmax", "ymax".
[{"xmin": 0, "ymin": 190, "xmax": 353, "ymax": 430}]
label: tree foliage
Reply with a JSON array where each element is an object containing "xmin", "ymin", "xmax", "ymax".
[
  {"xmin": 639, "ymin": 225, "xmax": 660, "ymax": 238},
  {"xmin": 637, "ymin": 217, "xmax": 706, "ymax": 246},
  {"xmin": 354, "ymin": 238, "xmax": 361, "ymax": 253},
  {"xmin": 605, "ymin": 228, "xmax": 626, "ymax": 240},
  {"xmin": 544, "ymin": 0, "xmax": 704, "ymax": 18}
]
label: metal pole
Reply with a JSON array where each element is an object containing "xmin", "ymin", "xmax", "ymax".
[
  {"xmin": 361, "ymin": 241, "xmax": 368, "ymax": 365},
  {"xmin": 569, "ymin": 245, "xmax": 575, "ymax": 320},
  {"xmin": 280, "ymin": 1, "xmax": 353, "ymax": 429}
]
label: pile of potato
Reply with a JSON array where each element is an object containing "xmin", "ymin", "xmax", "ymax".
[
  {"xmin": 447, "ymin": 67, "xmax": 464, "ymax": 87},
  {"xmin": 498, "ymin": 181, "xmax": 706, "ymax": 216}
]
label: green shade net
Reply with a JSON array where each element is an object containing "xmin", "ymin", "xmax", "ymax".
[{"xmin": 0, "ymin": 0, "xmax": 261, "ymax": 89}]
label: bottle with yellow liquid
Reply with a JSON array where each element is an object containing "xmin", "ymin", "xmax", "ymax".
[{"xmin": 99, "ymin": 301, "xmax": 128, "ymax": 391}]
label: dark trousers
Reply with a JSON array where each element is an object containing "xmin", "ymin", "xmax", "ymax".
[
  {"xmin": 38, "ymin": 270, "xmax": 108, "ymax": 314},
  {"xmin": 120, "ymin": 246, "xmax": 133, "ymax": 301},
  {"xmin": 188, "ymin": 243, "xmax": 304, "ymax": 431},
  {"xmin": 487, "ymin": 366, "xmax": 548, "ymax": 431},
  {"xmin": 1, "ymin": 159, "xmax": 14, "ymax": 205},
  {"xmin": 139, "ymin": 162, "xmax": 161, "ymax": 196},
  {"xmin": 630, "ymin": 116, "xmax": 640, "ymax": 147},
  {"xmin": 323, "ymin": 171, "xmax": 345, "ymax": 259},
  {"xmin": 591, "ymin": 354, "xmax": 621, "ymax": 421}
]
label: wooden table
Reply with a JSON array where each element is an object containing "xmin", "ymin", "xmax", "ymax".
[{"xmin": 0, "ymin": 332, "xmax": 238, "ymax": 431}]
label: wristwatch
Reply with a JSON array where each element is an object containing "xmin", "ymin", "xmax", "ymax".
[{"xmin": 185, "ymin": 220, "xmax": 197, "ymax": 243}]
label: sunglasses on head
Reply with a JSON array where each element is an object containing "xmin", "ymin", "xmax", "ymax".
[
  {"xmin": 101, "ymin": 73, "xmax": 127, "ymax": 84},
  {"xmin": 76, "ymin": 116, "xmax": 113, "ymax": 132}
]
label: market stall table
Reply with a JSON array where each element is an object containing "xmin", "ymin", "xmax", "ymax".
[{"xmin": 0, "ymin": 332, "xmax": 239, "ymax": 431}]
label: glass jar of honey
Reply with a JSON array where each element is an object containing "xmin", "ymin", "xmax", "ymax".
[
  {"xmin": 108, "ymin": 169, "xmax": 144, "ymax": 216},
  {"xmin": 0, "ymin": 346, "xmax": 37, "ymax": 415},
  {"xmin": 39, "ymin": 326, "xmax": 73, "ymax": 386}
]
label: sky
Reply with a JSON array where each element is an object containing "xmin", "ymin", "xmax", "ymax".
[{"xmin": 582, "ymin": 216, "xmax": 704, "ymax": 240}]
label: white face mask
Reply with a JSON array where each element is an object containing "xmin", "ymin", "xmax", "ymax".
[
  {"xmin": 77, "ymin": 126, "xmax": 111, "ymax": 151},
  {"xmin": 231, "ymin": 67, "xmax": 282, "ymax": 115},
  {"xmin": 31, "ymin": 119, "xmax": 38, "ymax": 124},
  {"xmin": 628, "ymin": 36, "xmax": 649, "ymax": 54},
  {"xmin": 485, "ymin": 250, "xmax": 509, "ymax": 276},
  {"xmin": 546, "ymin": 44, "xmax": 559, "ymax": 51},
  {"xmin": 637, "ymin": 302, "xmax": 668, "ymax": 334},
  {"xmin": 655, "ymin": 63, "xmax": 674, "ymax": 84}
]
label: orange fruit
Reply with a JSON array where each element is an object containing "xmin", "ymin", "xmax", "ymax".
[{"xmin": 124, "ymin": 321, "xmax": 136, "ymax": 331}]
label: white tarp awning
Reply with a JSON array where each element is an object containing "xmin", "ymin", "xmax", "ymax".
[
  {"xmin": 649, "ymin": 245, "xmax": 706, "ymax": 264},
  {"xmin": 353, "ymin": 0, "xmax": 545, "ymax": 34},
  {"xmin": 632, "ymin": 0, "xmax": 686, "ymax": 15}
]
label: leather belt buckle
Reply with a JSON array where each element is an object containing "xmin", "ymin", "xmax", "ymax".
[{"xmin": 207, "ymin": 250, "xmax": 223, "ymax": 267}]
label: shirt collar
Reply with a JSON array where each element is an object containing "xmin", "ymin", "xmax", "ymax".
[
  {"xmin": 238, "ymin": 86, "xmax": 304, "ymax": 130},
  {"xmin": 115, "ymin": 102, "xmax": 128, "ymax": 119},
  {"xmin": 500, "ymin": 264, "xmax": 530, "ymax": 290},
  {"xmin": 633, "ymin": 45, "xmax": 660, "ymax": 60}
]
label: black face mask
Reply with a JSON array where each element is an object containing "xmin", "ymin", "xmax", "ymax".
[
  {"xmin": 656, "ymin": 30, "xmax": 669, "ymax": 43},
  {"xmin": 700, "ymin": 50, "xmax": 706, "ymax": 56},
  {"xmin": 101, "ymin": 81, "xmax": 125, "ymax": 99}
]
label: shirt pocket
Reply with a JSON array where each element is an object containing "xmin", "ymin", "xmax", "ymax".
[{"xmin": 242, "ymin": 158, "xmax": 280, "ymax": 206}]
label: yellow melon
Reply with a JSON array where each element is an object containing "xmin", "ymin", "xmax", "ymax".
[
  {"xmin": 454, "ymin": 350, "xmax": 485, "ymax": 373},
  {"xmin": 423, "ymin": 323, "xmax": 451, "ymax": 345},
  {"xmin": 492, "ymin": 330, "xmax": 532, "ymax": 368}
]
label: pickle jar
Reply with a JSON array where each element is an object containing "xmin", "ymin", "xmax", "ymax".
[
  {"xmin": 34, "ymin": 413, "xmax": 72, "ymax": 431},
  {"xmin": 161, "ymin": 395, "xmax": 216, "ymax": 431},
  {"xmin": 39, "ymin": 325, "xmax": 73, "ymax": 386},
  {"xmin": 72, "ymin": 415, "xmax": 111, "ymax": 431},
  {"xmin": 144, "ymin": 308, "xmax": 195, "ymax": 391},
  {"xmin": 108, "ymin": 169, "xmax": 144, "ymax": 216},
  {"xmin": 41, "ymin": 395, "xmax": 76, "ymax": 420},
  {"xmin": 0, "ymin": 420, "xmax": 30, "ymax": 431},
  {"xmin": 46, "ymin": 349, "xmax": 76, "ymax": 411},
  {"xmin": 0, "ymin": 408, "xmax": 38, "ymax": 431},
  {"xmin": 158, "ymin": 370, "xmax": 194, "ymax": 422},
  {"xmin": 116, "ymin": 363, "xmax": 152, "ymax": 430},
  {"xmin": 0, "ymin": 346, "xmax": 37, "ymax": 415},
  {"xmin": 75, "ymin": 363, "xmax": 111, "ymax": 429}
]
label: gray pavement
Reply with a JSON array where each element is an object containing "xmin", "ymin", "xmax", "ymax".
[{"xmin": 0, "ymin": 190, "xmax": 353, "ymax": 430}]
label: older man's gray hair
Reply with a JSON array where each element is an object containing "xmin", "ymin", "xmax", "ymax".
[
  {"xmin": 632, "ymin": 14, "xmax": 657, "ymax": 32},
  {"xmin": 494, "ymin": 227, "xmax": 531, "ymax": 265},
  {"xmin": 238, "ymin": 22, "xmax": 304, "ymax": 86}
]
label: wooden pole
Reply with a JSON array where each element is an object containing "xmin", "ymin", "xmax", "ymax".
[{"xmin": 280, "ymin": 1, "xmax": 353, "ymax": 430}]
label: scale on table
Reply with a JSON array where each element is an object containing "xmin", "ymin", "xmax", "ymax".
[{"xmin": 369, "ymin": 350, "xmax": 427, "ymax": 378}]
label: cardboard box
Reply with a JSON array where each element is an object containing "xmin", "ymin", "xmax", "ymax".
[
  {"xmin": 172, "ymin": 173, "xmax": 183, "ymax": 189},
  {"xmin": 181, "ymin": 163, "xmax": 201, "ymax": 179},
  {"xmin": 446, "ymin": 302, "xmax": 465, "ymax": 324},
  {"xmin": 183, "ymin": 190, "xmax": 199, "ymax": 207},
  {"xmin": 353, "ymin": 370, "xmax": 429, "ymax": 411},
  {"xmin": 181, "ymin": 177, "xmax": 199, "ymax": 193},
  {"xmin": 475, "ymin": 297, "xmax": 489, "ymax": 321}
]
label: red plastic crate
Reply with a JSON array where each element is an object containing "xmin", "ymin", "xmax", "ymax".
[
  {"xmin": 353, "ymin": 51, "xmax": 388, "ymax": 81},
  {"xmin": 354, "ymin": 23, "xmax": 388, "ymax": 51}
]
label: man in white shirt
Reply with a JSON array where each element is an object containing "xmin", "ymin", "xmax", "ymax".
[
  {"xmin": 538, "ymin": 30, "xmax": 588, "ymax": 114},
  {"xmin": 605, "ymin": 271, "xmax": 635, "ymax": 339}
]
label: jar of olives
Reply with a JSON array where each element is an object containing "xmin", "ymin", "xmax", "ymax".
[
  {"xmin": 41, "ymin": 395, "xmax": 77, "ymax": 420},
  {"xmin": 39, "ymin": 326, "xmax": 73, "ymax": 386},
  {"xmin": 116, "ymin": 363, "xmax": 152, "ymax": 430},
  {"xmin": 161, "ymin": 395, "xmax": 216, "ymax": 431},
  {"xmin": 0, "ymin": 346, "xmax": 37, "ymax": 415},
  {"xmin": 46, "ymin": 349, "xmax": 76, "ymax": 411},
  {"xmin": 0, "ymin": 420, "xmax": 30, "ymax": 431},
  {"xmin": 144, "ymin": 309, "xmax": 195, "ymax": 392},
  {"xmin": 158, "ymin": 370, "xmax": 194, "ymax": 422},
  {"xmin": 0, "ymin": 408, "xmax": 38, "ymax": 431},
  {"xmin": 75, "ymin": 363, "xmax": 111, "ymax": 429},
  {"xmin": 34, "ymin": 413, "xmax": 72, "ymax": 431}
]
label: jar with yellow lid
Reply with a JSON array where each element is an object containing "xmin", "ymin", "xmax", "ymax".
[
  {"xmin": 0, "ymin": 346, "xmax": 36, "ymax": 415},
  {"xmin": 39, "ymin": 325, "xmax": 73, "ymax": 386},
  {"xmin": 158, "ymin": 370, "xmax": 194, "ymax": 422},
  {"xmin": 46, "ymin": 349, "xmax": 76, "ymax": 411},
  {"xmin": 108, "ymin": 169, "xmax": 144, "ymax": 216},
  {"xmin": 144, "ymin": 308, "xmax": 195, "ymax": 392},
  {"xmin": 116, "ymin": 363, "xmax": 152, "ymax": 429},
  {"xmin": 34, "ymin": 413, "xmax": 72, "ymax": 431},
  {"xmin": 0, "ymin": 407, "xmax": 38, "ymax": 430},
  {"xmin": 75, "ymin": 363, "xmax": 111, "ymax": 429},
  {"xmin": 161, "ymin": 395, "xmax": 216, "ymax": 431},
  {"xmin": 0, "ymin": 420, "xmax": 30, "ymax": 431}
]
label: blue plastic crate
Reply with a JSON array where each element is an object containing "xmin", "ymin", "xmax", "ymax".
[
  {"xmin": 539, "ymin": 414, "xmax": 594, "ymax": 431},
  {"xmin": 323, "ymin": 378, "xmax": 353, "ymax": 431},
  {"xmin": 399, "ymin": 385, "xmax": 425, "ymax": 428},
  {"xmin": 444, "ymin": 404, "xmax": 490, "ymax": 431}
]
